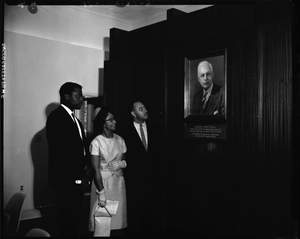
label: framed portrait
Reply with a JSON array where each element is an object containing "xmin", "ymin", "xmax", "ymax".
[{"xmin": 184, "ymin": 49, "xmax": 227, "ymax": 120}]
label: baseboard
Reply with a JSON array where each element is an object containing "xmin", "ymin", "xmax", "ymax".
[
  {"xmin": 21, "ymin": 205, "xmax": 57, "ymax": 220},
  {"xmin": 21, "ymin": 193, "xmax": 91, "ymax": 220}
]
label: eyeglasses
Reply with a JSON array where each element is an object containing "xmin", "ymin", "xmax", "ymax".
[{"xmin": 105, "ymin": 118, "xmax": 115, "ymax": 122}]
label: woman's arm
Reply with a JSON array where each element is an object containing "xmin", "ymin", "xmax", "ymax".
[
  {"xmin": 91, "ymin": 155, "xmax": 104, "ymax": 191},
  {"xmin": 91, "ymin": 154, "xmax": 106, "ymax": 206}
]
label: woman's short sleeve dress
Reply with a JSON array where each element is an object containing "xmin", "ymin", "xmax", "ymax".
[{"xmin": 88, "ymin": 133, "xmax": 127, "ymax": 231}]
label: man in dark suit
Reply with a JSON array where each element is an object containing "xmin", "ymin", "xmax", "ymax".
[
  {"xmin": 46, "ymin": 82, "xmax": 88, "ymax": 237},
  {"xmin": 120, "ymin": 101, "xmax": 162, "ymax": 237},
  {"xmin": 192, "ymin": 61, "xmax": 225, "ymax": 115}
]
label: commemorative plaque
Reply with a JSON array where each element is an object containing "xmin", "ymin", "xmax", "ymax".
[{"xmin": 185, "ymin": 124, "xmax": 226, "ymax": 140}]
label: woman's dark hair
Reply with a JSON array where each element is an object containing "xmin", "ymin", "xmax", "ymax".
[{"xmin": 93, "ymin": 105, "xmax": 110, "ymax": 135}]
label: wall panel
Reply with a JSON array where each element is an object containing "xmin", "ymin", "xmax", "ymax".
[{"xmin": 104, "ymin": 3, "xmax": 296, "ymax": 237}]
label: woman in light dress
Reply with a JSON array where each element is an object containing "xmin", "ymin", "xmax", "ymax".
[{"xmin": 88, "ymin": 106, "xmax": 127, "ymax": 236}]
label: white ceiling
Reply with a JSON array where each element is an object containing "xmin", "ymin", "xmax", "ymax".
[{"xmin": 72, "ymin": 5, "xmax": 212, "ymax": 25}]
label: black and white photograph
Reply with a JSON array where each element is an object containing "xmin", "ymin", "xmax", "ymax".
[
  {"xmin": 2, "ymin": 2, "xmax": 297, "ymax": 239},
  {"xmin": 184, "ymin": 50, "xmax": 226, "ymax": 119}
]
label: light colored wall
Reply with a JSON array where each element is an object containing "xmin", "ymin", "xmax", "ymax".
[
  {"xmin": 3, "ymin": 4, "xmax": 132, "ymax": 219},
  {"xmin": 3, "ymin": 3, "xmax": 207, "ymax": 220}
]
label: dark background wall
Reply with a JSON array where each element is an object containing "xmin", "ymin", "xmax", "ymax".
[{"xmin": 104, "ymin": 2, "xmax": 298, "ymax": 237}]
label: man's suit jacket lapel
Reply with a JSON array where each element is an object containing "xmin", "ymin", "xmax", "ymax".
[
  {"xmin": 207, "ymin": 84, "xmax": 221, "ymax": 115},
  {"xmin": 60, "ymin": 107, "xmax": 85, "ymax": 142},
  {"xmin": 198, "ymin": 91, "xmax": 205, "ymax": 115},
  {"xmin": 146, "ymin": 123, "xmax": 153, "ymax": 153},
  {"xmin": 131, "ymin": 122, "xmax": 147, "ymax": 153},
  {"xmin": 74, "ymin": 115, "xmax": 86, "ymax": 141},
  {"xmin": 78, "ymin": 121, "xmax": 86, "ymax": 140}
]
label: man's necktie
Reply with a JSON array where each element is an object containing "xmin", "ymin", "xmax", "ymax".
[
  {"xmin": 72, "ymin": 113, "xmax": 83, "ymax": 139},
  {"xmin": 71, "ymin": 113, "xmax": 77, "ymax": 124},
  {"xmin": 202, "ymin": 91, "xmax": 208, "ymax": 109},
  {"xmin": 140, "ymin": 124, "xmax": 147, "ymax": 150},
  {"xmin": 72, "ymin": 113, "xmax": 85, "ymax": 155}
]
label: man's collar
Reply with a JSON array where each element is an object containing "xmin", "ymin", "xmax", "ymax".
[
  {"xmin": 203, "ymin": 83, "xmax": 214, "ymax": 95},
  {"xmin": 61, "ymin": 104, "xmax": 73, "ymax": 115},
  {"xmin": 133, "ymin": 121, "xmax": 146, "ymax": 126}
]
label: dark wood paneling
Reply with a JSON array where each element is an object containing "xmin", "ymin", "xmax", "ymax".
[
  {"xmin": 109, "ymin": 28, "xmax": 129, "ymax": 60},
  {"xmin": 104, "ymin": 3, "xmax": 296, "ymax": 237}
]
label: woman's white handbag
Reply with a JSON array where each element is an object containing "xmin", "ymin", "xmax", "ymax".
[{"xmin": 93, "ymin": 200, "xmax": 119, "ymax": 237}]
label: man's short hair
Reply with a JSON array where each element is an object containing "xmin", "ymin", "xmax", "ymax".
[
  {"xmin": 197, "ymin": 61, "xmax": 213, "ymax": 73},
  {"xmin": 59, "ymin": 82, "xmax": 82, "ymax": 100}
]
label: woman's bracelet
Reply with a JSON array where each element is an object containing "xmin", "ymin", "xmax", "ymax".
[{"xmin": 96, "ymin": 188, "xmax": 105, "ymax": 195}]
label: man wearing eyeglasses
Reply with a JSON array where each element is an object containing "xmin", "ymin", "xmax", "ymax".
[{"xmin": 192, "ymin": 61, "xmax": 225, "ymax": 116}]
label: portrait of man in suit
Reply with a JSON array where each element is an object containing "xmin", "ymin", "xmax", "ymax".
[
  {"xmin": 184, "ymin": 51, "xmax": 226, "ymax": 118},
  {"xmin": 192, "ymin": 60, "xmax": 225, "ymax": 116}
]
